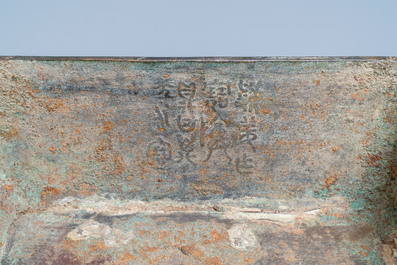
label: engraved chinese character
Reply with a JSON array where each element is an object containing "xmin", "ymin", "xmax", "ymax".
[
  {"xmin": 178, "ymin": 81, "xmax": 196, "ymax": 99},
  {"xmin": 147, "ymin": 137, "xmax": 172, "ymax": 168},
  {"xmin": 234, "ymin": 80, "xmax": 250, "ymax": 110},
  {"xmin": 234, "ymin": 79, "xmax": 263, "ymax": 111},
  {"xmin": 237, "ymin": 115, "xmax": 257, "ymax": 152},
  {"xmin": 149, "ymin": 106, "xmax": 170, "ymax": 135},
  {"xmin": 177, "ymin": 114, "xmax": 197, "ymax": 132},
  {"xmin": 204, "ymin": 123, "xmax": 232, "ymax": 163},
  {"xmin": 204, "ymin": 81, "xmax": 235, "ymax": 124},
  {"xmin": 175, "ymin": 132, "xmax": 197, "ymax": 166},
  {"xmin": 199, "ymin": 116, "xmax": 208, "ymax": 148},
  {"xmin": 236, "ymin": 153, "xmax": 255, "ymax": 174},
  {"xmin": 153, "ymin": 79, "xmax": 178, "ymax": 98},
  {"xmin": 205, "ymin": 81, "xmax": 232, "ymax": 109}
]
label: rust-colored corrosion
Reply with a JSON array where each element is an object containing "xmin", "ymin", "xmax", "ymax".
[{"xmin": 0, "ymin": 57, "xmax": 396, "ymax": 264}]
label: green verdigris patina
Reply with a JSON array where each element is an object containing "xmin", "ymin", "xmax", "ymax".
[{"xmin": 0, "ymin": 57, "xmax": 396, "ymax": 264}]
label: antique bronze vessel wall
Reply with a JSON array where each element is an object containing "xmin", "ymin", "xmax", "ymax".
[{"xmin": 0, "ymin": 57, "xmax": 396, "ymax": 264}]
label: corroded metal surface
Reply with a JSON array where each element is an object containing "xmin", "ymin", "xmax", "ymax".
[{"xmin": 0, "ymin": 57, "xmax": 396, "ymax": 264}]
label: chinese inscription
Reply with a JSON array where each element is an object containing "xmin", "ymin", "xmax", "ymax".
[{"xmin": 146, "ymin": 78, "xmax": 261, "ymax": 174}]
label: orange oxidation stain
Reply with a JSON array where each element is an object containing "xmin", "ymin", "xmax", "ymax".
[
  {"xmin": 259, "ymin": 108, "xmax": 271, "ymax": 115},
  {"xmin": 89, "ymin": 242, "xmax": 107, "ymax": 252},
  {"xmin": 366, "ymin": 154, "xmax": 382, "ymax": 167},
  {"xmin": 118, "ymin": 253, "xmax": 136, "ymax": 264},
  {"xmin": 276, "ymin": 140, "xmax": 288, "ymax": 146},
  {"xmin": 48, "ymin": 146, "xmax": 56, "ymax": 155},
  {"xmin": 40, "ymin": 186, "xmax": 61, "ymax": 205},
  {"xmin": 331, "ymin": 146, "xmax": 340, "ymax": 153},
  {"xmin": 209, "ymin": 230, "xmax": 225, "ymax": 242},
  {"xmin": 44, "ymin": 97, "xmax": 64, "ymax": 112},
  {"xmin": 359, "ymin": 251, "xmax": 369, "ymax": 257},
  {"xmin": 392, "ymin": 164, "xmax": 397, "ymax": 180},
  {"xmin": 78, "ymin": 183, "xmax": 97, "ymax": 196},
  {"xmin": 180, "ymin": 245, "xmax": 205, "ymax": 261},
  {"xmin": 157, "ymin": 231, "xmax": 168, "ymax": 240},
  {"xmin": 205, "ymin": 256, "xmax": 223, "ymax": 265},
  {"xmin": 139, "ymin": 246, "xmax": 157, "ymax": 259},
  {"xmin": 173, "ymin": 230, "xmax": 186, "ymax": 244},
  {"xmin": 263, "ymin": 148, "xmax": 275, "ymax": 159},
  {"xmin": 325, "ymin": 172, "xmax": 339, "ymax": 189},
  {"xmin": 139, "ymin": 230, "xmax": 152, "ymax": 236},
  {"xmin": 361, "ymin": 245, "xmax": 371, "ymax": 251},
  {"xmin": 61, "ymin": 238, "xmax": 79, "ymax": 250},
  {"xmin": 351, "ymin": 93, "xmax": 365, "ymax": 101},
  {"xmin": 315, "ymin": 80, "xmax": 321, "ymax": 86},
  {"xmin": 1, "ymin": 127, "xmax": 19, "ymax": 141},
  {"xmin": 280, "ymin": 125, "xmax": 287, "ymax": 131},
  {"xmin": 1, "ymin": 184, "xmax": 14, "ymax": 192},
  {"xmin": 102, "ymin": 121, "xmax": 115, "ymax": 133}
]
